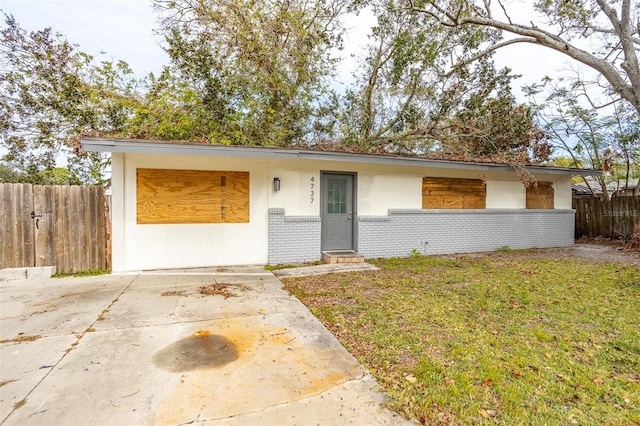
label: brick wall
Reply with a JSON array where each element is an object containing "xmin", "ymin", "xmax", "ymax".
[
  {"xmin": 268, "ymin": 208, "xmax": 321, "ymax": 264},
  {"xmin": 358, "ymin": 209, "xmax": 575, "ymax": 258}
]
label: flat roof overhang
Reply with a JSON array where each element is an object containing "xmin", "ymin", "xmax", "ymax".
[{"xmin": 81, "ymin": 137, "xmax": 602, "ymax": 177}]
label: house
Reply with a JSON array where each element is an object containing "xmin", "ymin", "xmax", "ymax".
[{"xmin": 81, "ymin": 138, "xmax": 601, "ymax": 272}]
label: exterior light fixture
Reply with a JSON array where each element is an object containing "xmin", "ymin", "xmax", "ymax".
[{"xmin": 273, "ymin": 177, "xmax": 281, "ymax": 191}]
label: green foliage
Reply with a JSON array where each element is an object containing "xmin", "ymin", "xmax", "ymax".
[
  {"xmin": 3, "ymin": 0, "xmax": 634, "ymax": 180},
  {"xmin": 52, "ymin": 269, "xmax": 110, "ymax": 278},
  {"xmin": 337, "ymin": 1, "xmax": 550, "ymax": 168},
  {"xmin": 495, "ymin": 245, "xmax": 515, "ymax": 253},
  {"xmin": 263, "ymin": 264, "xmax": 297, "ymax": 271},
  {"xmin": 0, "ymin": 14, "xmax": 142, "ymax": 184},
  {"xmin": 152, "ymin": 0, "xmax": 348, "ymax": 146},
  {"xmin": 0, "ymin": 161, "xmax": 81, "ymax": 185}
]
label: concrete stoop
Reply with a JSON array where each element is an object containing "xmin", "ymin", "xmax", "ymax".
[
  {"xmin": 322, "ymin": 250, "xmax": 365, "ymax": 264},
  {"xmin": 0, "ymin": 266, "xmax": 56, "ymax": 281}
]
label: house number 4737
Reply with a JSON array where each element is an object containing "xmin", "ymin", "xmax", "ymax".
[{"xmin": 310, "ymin": 176, "xmax": 315, "ymax": 203}]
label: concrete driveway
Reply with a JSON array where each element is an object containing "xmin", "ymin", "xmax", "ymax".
[{"xmin": 0, "ymin": 268, "xmax": 409, "ymax": 425}]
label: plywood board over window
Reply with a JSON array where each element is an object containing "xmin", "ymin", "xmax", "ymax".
[
  {"xmin": 526, "ymin": 182, "xmax": 554, "ymax": 209},
  {"xmin": 422, "ymin": 177, "xmax": 486, "ymax": 209},
  {"xmin": 136, "ymin": 168, "xmax": 249, "ymax": 224}
]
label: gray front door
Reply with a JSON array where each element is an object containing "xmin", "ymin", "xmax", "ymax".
[{"xmin": 321, "ymin": 173, "xmax": 354, "ymax": 251}]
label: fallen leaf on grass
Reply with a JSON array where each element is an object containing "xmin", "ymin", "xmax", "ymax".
[
  {"xmin": 482, "ymin": 378, "xmax": 493, "ymax": 386},
  {"xmin": 478, "ymin": 408, "xmax": 498, "ymax": 418},
  {"xmin": 405, "ymin": 375, "xmax": 417, "ymax": 384},
  {"xmin": 511, "ymin": 370, "xmax": 522, "ymax": 378},
  {"xmin": 593, "ymin": 378, "xmax": 603, "ymax": 384}
]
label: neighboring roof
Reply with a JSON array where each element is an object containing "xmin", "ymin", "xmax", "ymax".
[
  {"xmin": 81, "ymin": 137, "xmax": 602, "ymax": 177},
  {"xmin": 572, "ymin": 183, "xmax": 595, "ymax": 195},
  {"xmin": 573, "ymin": 178, "xmax": 639, "ymax": 195}
]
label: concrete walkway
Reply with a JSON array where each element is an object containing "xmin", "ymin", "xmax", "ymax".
[
  {"xmin": 0, "ymin": 266, "xmax": 409, "ymax": 425},
  {"xmin": 272, "ymin": 262, "xmax": 379, "ymax": 278}
]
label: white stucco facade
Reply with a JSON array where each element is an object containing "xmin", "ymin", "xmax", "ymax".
[
  {"xmin": 111, "ymin": 153, "xmax": 271, "ymax": 271},
  {"xmin": 106, "ymin": 144, "xmax": 579, "ymax": 272},
  {"xmin": 111, "ymin": 155, "xmax": 430, "ymax": 270}
]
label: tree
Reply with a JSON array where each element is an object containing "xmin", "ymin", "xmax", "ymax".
[
  {"xmin": 336, "ymin": 0, "xmax": 550, "ymax": 174},
  {"xmin": 0, "ymin": 161, "xmax": 81, "ymax": 185},
  {"xmin": 406, "ymin": 0, "xmax": 640, "ymax": 115},
  {"xmin": 527, "ymin": 76, "xmax": 640, "ymax": 198},
  {"xmin": 1, "ymin": 14, "xmax": 143, "ymax": 184},
  {"xmin": 152, "ymin": 0, "xmax": 349, "ymax": 146}
]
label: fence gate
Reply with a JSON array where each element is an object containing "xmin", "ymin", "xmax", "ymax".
[{"xmin": 0, "ymin": 183, "xmax": 107, "ymax": 274}]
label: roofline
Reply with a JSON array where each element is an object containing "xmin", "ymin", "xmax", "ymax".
[{"xmin": 81, "ymin": 137, "xmax": 602, "ymax": 176}]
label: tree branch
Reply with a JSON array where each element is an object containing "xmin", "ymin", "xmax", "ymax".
[
  {"xmin": 442, "ymin": 37, "xmax": 537, "ymax": 77},
  {"xmin": 410, "ymin": 0, "xmax": 640, "ymax": 115}
]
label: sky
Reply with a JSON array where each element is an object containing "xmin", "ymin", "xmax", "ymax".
[
  {"xmin": 1, "ymin": 0, "xmax": 168, "ymax": 77},
  {"xmin": 0, "ymin": 0, "xmax": 578, "ymax": 101}
]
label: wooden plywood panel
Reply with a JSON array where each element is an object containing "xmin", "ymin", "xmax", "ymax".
[
  {"xmin": 526, "ymin": 182, "xmax": 554, "ymax": 209},
  {"xmin": 422, "ymin": 177, "xmax": 486, "ymax": 209},
  {"xmin": 219, "ymin": 172, "xmax": 250, "ymax": 223},
  {"xmin": 136, "ymin": 169, "xmax": 249, "ymax": 224}
]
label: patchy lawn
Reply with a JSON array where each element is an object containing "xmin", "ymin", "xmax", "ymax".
[{"xmin": 283, "ymin": 253, "xmax": 640, "ymax": 425}]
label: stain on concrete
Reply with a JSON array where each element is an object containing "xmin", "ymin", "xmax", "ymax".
[
  {"xmin": 152, "ymin": 330, "xmax": 238, "ymax": 373},
  {"xmin": 150, "ymin": 318, "xmax": 366, "ymax": 425}
]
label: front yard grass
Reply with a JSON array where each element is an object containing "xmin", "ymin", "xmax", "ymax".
[{"xmin": 283, "ymin": 254, "xmax": 640, "ymax": 425}]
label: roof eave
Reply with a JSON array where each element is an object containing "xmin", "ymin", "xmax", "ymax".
[{"xmin": 81, "ymin": 137, "xmax": 602, "ymax": 177}]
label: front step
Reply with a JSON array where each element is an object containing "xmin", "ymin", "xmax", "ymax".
[{"xmin": 321, "ymin": 250, "xmax": 365, "ymax": 264}]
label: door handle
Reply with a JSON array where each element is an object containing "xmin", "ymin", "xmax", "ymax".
[
  {"xmin": 31, "ymin": 211, "xmax": 42, "ymax": 229},
  {"xmin": 348, "ymin": 211, "xmax": 352, "ymax": 220}
]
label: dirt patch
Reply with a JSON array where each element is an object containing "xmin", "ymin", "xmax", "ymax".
[
  {"xmin": 198, "ymin": 283, "xmax": 248, "ymax": 299},
  {"xmin": 525, "ymin": 244, "xmax": 638, "ymax": 266},
  {"xmin": 458, "ymin": 243, "xmax": 640, "ymax": 266}
]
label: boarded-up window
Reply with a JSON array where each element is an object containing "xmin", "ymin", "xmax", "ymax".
[
  {"xmin": 422, "ymin": 177, "xmax": 486, "ymax": 209},
  {"xmin": 526, "ymin": 182, "xmax": 554, "ymax": 209},
  {"xmin": 136, "ymin": 168, "xmax": 249, "ymax": 224}
]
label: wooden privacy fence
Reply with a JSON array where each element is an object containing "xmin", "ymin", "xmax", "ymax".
[
  {"xmin": 1, "ymin": 184, "xmax": 108, "ymax": 274},
  {"xmin": 573, "ymin": 196, "xmax": 640, "ymax": 239}
]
